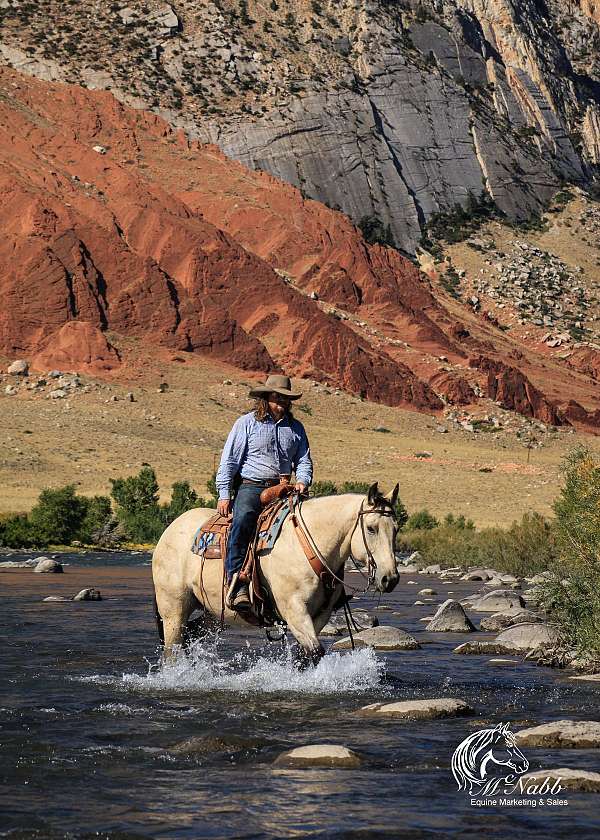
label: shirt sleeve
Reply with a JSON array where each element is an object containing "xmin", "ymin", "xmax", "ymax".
[
  {"xmin": 293, "ymin": 422, "xmax": 313, "ymax": 487},
  {"xmin": 215, "ymin": 416, "xmax": 248, "ymax": 500}
]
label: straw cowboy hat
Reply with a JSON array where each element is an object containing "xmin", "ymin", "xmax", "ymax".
[{"xmin": 248, "ymin": 374, "xmax": 302, "ymax": 400}]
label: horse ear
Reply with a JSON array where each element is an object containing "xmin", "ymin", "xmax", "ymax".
[
  {"xmin": 367, "ymin": 482, "xmax": 379, "ymax": 505},
  {"xmin": 385, "ymin": 483, "xmax": 399, "ymax": 506}
]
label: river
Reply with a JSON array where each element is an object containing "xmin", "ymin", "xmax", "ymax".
[{"xmin": 1, "ymin": 552, "xmax": 599, "ymax": 838}]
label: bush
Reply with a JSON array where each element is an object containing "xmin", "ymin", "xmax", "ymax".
[
  {"xmin": 310, "ymin": 480, "xmax": 338, "ymax": 497},
  {"xmin": 358, "ymin": 215, "xmax": 396, "ymax": 248},
  {"xmin": 406, "ymin": 509, "xmax": 439, "ymax": 530},
  {"xmin": 542, "ymin": 448, "xmax": 600, "ymax": 663},
  {"xmin": 0, "ymin": 514, "xmax": 36, "ymax": 548},
  {"xmin": 28, "ymin": 485, "xmax": 89, "ymax": 545},
  {"xmin": 78, "ymin": 495, "xmax": 113, "ymax": 543},
  {"xmin": 398, "ymin": 512, "xmax": 557, "ymax": 578}
]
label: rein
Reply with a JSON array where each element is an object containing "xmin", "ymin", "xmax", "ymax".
[{"xmin": 294, "ymin": 498, "xmax": 397, "ymax": 594}]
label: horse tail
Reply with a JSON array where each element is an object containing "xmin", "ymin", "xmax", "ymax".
[{"xmin": 152, "ymin": 585, "xmax": 164, "ymax": 646}]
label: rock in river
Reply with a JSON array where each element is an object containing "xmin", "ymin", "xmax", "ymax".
[
  {"xmin": 425, "ymin": 599, "xmax": 476, "ymax": 633},
  {"xmin": 359, "ymin": 698, "xmax": 473, "ymax": 720},
  {"xmin": 479, "ymin": 610, "xmax": 542, "ymax": 632},
  {"xmin": 34, "ymin": 558, "xmax": 63, "ymax": 573},
  {"xmin": 494, "ymin": 622, "xmax": 561, "ymax": 651},
  {"xmin": 331, "ymin": 626, "xmax": 420, "ymax": 651},
  {"xmin": 471, "ymin": 589, "xmax": 526, "ymax": 612},
  {"xmin": 275, "ymin": 744, "xmax": 362, "ymax": 768},
  {"xmin": 519, "ymin": 768, "xmax": 600, "ymax": 792},
  {"xmin": 73, "ymin": 588, "xmax": 102, "ymax": 601},
  {"xmin": 515, "ymin": 720, "xmax": 600, "ymax": 749}
]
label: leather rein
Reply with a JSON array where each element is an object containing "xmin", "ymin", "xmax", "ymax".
[{"xmin": 291, "ymin": 498, "xmax": 397, "ymax": 592}]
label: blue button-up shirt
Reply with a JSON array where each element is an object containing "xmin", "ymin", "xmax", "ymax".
[{"xmin": 216, "ymin": 411, "xmax": 313, "ymax": 500}]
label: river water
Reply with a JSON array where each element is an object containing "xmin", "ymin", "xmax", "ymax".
[{"xmin": 1, "ymin": 552, "xmax": 599, "ymax": 839}]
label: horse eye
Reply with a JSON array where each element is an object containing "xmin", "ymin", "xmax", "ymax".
[{"xmin": 367, "ymin": 525, "xmax": 377, "ymax": 534}]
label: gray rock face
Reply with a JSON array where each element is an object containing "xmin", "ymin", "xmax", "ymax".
[
  {"xmin": 274, "ymin": 744, "xmax": 362, "ymax": 768},
  {"xmin": 2, "ymin": 2, "xmax": 598, "ymax": 253},
  {"xmin": 33, "ymin": 558, "xmax": 63, "ymax": 574},
  {"xmin": 519, "ymin": 768, "xmax": 600, "ymax": 793},
  {"xmin": 331, "ymin": 626, "xmax": 420, "ymax": 651},
  {"xmin": 479, "ymin": 609, "xmax": 542, "ymax": 632},
  {"xmin": 426, "ymin": 599, "xmax": 476, "ymax": 632},
  {"xmin": 515, "ymin": 720, "xmax": 600, "ymax": 749},
  {"xmin": 359, "ymin": 698, "xmax": 473, "ymax": 719}
]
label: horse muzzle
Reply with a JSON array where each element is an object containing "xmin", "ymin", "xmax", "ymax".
[{"xmin": 378, "ymin": 572, "xmax": 399, "ymax": 593}]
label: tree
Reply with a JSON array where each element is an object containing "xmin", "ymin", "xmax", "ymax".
[
  {"xmin": 165, "ymin": 481, "xmax": 198, "ymax": 522},
  {"xmin": 28, "ymin": 485, "xmax": 88, "ymax": 545},
  {"xmin": 110, "ymin": 466, "xmax": 162, "ymax": 542},
  {"xmin": 78, "ymin": 496, "xmax": 113, "ymax": 543}
]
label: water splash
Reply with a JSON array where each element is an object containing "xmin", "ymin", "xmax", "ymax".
[{"xmin": 82, "ymin": 637, "xmax": 384, "ymax": 696}]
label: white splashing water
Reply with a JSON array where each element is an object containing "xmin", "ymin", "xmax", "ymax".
[{"xmin": 81, "ymin": 638, "xmax": 384, "ymax": 696}]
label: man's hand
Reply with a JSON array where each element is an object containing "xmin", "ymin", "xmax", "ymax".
[
  {"xmin": 294, "ymin": 482, "xmax": 307, "ymax": 494},
  {"xmin": 218, "ymin": 498, "xmax": 231, "ymax": 517}
]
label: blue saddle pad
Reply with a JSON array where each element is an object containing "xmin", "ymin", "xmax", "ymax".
[{"xmin": 257, "ymin": 503, "xmax": 292, "ymax": 551}]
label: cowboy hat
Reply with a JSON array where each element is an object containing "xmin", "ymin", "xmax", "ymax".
[{"xmin": 248, "ymin": 374, "xmax": 302, "ymax": 400}]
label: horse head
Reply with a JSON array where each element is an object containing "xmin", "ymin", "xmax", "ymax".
[
  {"xmin": 481, "ymin": 723, "xmax": 529, "ymax": 780},
  {"xmin": 350, "ymin": 482, "xmax": 400, "ymax": 593}
]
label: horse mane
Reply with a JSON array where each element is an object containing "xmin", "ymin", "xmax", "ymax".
[{"xmin": 451, "ymin": 727, "xmax": 500, "ymax": 791}]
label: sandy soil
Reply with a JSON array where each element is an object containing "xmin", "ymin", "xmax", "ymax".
[{"xmin": 2, "ymin": 339, "xmax": 599, "ymax": 529}]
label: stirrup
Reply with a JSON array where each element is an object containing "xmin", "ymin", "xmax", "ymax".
[{"xmin": 225, "ymin": 572, "xmax": 239, "ymax": 610}]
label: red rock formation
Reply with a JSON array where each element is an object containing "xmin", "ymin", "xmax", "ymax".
[
  {"xmin": 470, "ymin": 357, "xmax": 566, "ymax": 426},
  {"xmin": 0, "ymin": 68, "xmax": 441, "ymax": 411},
  {"xmin": 0, "ymin": 67, "xmax": 598, "ymax": 428},
  {"xmin": 32, "ymin": 321, "xmax": 120, "ymax": 373}
]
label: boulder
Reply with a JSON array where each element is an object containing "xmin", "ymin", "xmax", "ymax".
[
  {"xmin": 331, "ymin": 626, "xmax": 420, "ymax": 651},
  {"xmin": 515, "ymin": 720, "xmax": 600, "ymax": 749},
  {"xmin": 319, "ymin": 611, "xmax": 377, "ymax": 636},
  {"xmin": 33, "ymin": 558, "xmax": 63, "ymax": 573},
  {"xmin": 425, "ymin": 599, "xmax": 476, "ymax": 633},
  {"xmin": 519, "ymin": 768, "xmax": 600, "ymax": 793},
  {"xmin": 418, "ymin": 588, "xmax": 437, "ymax": 596},
  {"xmin": 398, "ymin": 564, "xmax": 420, "ymax": 574},
  {"xmin": 569, "ymin": 673, "xmax": 600, "ymax": 682},
  {"xmin": 488, "ymin": 658, "xmax": 518, "ymax": 666},
  {"xmin": 359, "ymin": 698, "xmax": 473, "ymax": 720},
  {"xmin": 73, "ymin": 588, "xmax": 102, "ymax": 601},
  {"xmin": 274, "ymin": 744, "xmax": 362, "ymax": 768},
  {"xmin": 7, "ymin": 359, "xmax": 28, "ymax": 375},
  {"xmin": 42, "ymin": 595, "xmax": 71, "ymax": 602},
  {"xmin": 0, "ymin": 558, "xmax": 39, "ymax": 568},
  {"xmin": 479, "ymin": 610, "xmax": 542, "ymax": 632},
  {"xmin": 4, "ymin": 384, "xmax": 17, "ymax": 396},
  {"xmin": 461, "ymin": 568, "xmax": 496, "ymax": 581},
  {"xmin": 423, "ymin": 564, "xmax": 442, "ymax": 574},
  {"xmin": 472, "ymin": 589, "xmax": 526, "ymax": 612},
  {"xmin": 495, "ymin": 622, "xmax": 561, "ymax": 651}
]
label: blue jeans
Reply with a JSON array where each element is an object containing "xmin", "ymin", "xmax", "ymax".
[{"xmin": 225, "ymin": 484, "xmax": 264, "ymax": 581}]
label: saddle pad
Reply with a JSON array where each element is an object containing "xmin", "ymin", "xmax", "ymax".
[
  {"xmin": 191, "ymin": 513, "xmax": 230, "ymax": 558},
  {"xmin": 256, "ymin": 502, "xmax": 292, "ymax": 551}
]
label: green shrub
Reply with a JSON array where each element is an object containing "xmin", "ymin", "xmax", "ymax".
[
  {"xmin": 358, "ymin": 215, "xmax": 396, "ymax": 248},
  {"xmin": 78, "ymin": 495, "xmax": 113, "ymax": 543},
  {"xmin": 398, "ymin": 512, "xmax": 557, "ymax": 577},
  {"xmin": 542, "ymin": 448, "xmax": 600, "ymax": 663},
  {"xmin": 406, "ymin": 509, "xmax": 439, "ymax": 530},
  {"xmin": 0, "ymin": 514, "xmax": 36, "ymax": 548},
  {"xmin": 28, "ymin": 485, "xmax": 89, "ymax": 545}
]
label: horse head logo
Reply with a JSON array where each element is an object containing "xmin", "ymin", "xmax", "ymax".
[{"xmin": 451, "ymin": 723, "xmax": 529, "ymax": 796}]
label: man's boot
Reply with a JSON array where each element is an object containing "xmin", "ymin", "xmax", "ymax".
[{"xmin": 225, "ymin": 573, "xmax": 251, "ymax": 612}]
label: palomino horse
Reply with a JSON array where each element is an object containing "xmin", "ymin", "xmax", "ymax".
[{"xmin": 152, "ymin": 483, "xmax": 400, "ymax": 663}]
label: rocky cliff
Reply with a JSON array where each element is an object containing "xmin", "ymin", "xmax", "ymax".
[
  {"xmin": 1, "ymin": 1, "xmax": 598, "ymax": 253},
  {"xmin": 1, "ymin": 68, "xmax": 598, "ymax": 431}
]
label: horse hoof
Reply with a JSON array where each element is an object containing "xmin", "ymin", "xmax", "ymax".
[{"xmin": 293, "ymin": 644, "xmax": 325, "ymax": 670}]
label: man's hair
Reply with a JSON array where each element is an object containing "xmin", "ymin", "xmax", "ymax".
[{"xmin": 253, "ymin": 397, "xmax": 293, "ymax": 422}]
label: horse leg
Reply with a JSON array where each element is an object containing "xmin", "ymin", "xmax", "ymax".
[
  {"xmin": 157, "ymin": 591, "xmax": 195, "ymax": 659},
  {"xmin": 281, "ymin": 597, "xmax": 325, "ymax": 667}
]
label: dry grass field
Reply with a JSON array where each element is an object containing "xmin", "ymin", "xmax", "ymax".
[{"xmin": 2, "ymin": 337, "xmax": 599, "ymax": 529}]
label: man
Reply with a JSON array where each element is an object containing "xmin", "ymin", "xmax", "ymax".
[{"xmin": 216, "ymin": 374, "xmax": 313, "ymax": 611}]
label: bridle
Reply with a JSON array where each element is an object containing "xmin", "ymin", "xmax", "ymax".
[{"xmin": 295, "ymin": 497, "xmax": 397, "ymax": 592}]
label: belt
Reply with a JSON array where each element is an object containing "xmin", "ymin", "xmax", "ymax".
[{"xmin": 241, "ymin": 476, "xmax": 290, "ymax": 486}]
